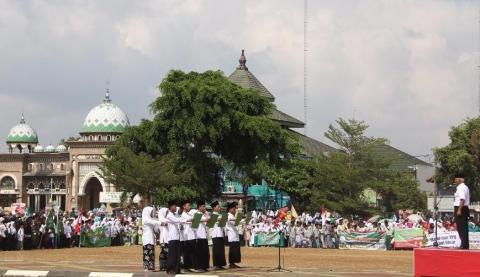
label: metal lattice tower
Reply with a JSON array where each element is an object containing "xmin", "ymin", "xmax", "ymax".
[
  {"xmin": 478, "ymin": 1, "xmax": 480, "ymax": 114},
  {"xmin": 304, "ymin": 0, "xmax": 309, "ymax": 135}
]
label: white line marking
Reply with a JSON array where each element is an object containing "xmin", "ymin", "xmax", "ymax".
[
  {"xmin": 89, "ymin": 273, "xmax": 133, "ymax": 277},
  {"xmin": 4, "ymin": 270, "xmax": 49, "ymax": 277},
  {"xmin": 177, "ymin": 275, "xmax": 219, "ymax": 277}
]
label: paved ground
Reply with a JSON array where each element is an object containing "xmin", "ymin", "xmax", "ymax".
[{"xmin": 0, "ymin": 246, "xmax": 413, "ymax": 276}]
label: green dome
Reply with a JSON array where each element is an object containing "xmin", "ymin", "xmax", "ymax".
[
  {"xmin": 81, "ymin": 91, "xmax": 130, "ymax": 133},
  {"xmin": 6, "ymin": 115, "xmax": 39, "ymax": 143}
]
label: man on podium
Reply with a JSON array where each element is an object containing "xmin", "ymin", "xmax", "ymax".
[{"xmin": 454, "ymin": 174, "xmax": 470, "ymax": 250}]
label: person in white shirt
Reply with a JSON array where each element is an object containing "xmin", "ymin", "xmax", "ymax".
[
  {"xmin": 194, "ymin": 200, "xmax": 210, "ymax": 272},
  {"xmin": 0, "ymin": 218, "xmax": 6, "ymax": 251},
  {"xmin": 141, "ymin": 205, "xmax": 163, "ymax": 271},
  {"xmin": 64, "ymin": 219, "xmax": 73, "ymax": 248},
  {"xmin": 454, "ymin": 175, "xmax": 470, "ymax": 249},
  {"xmin": 166, "ymin": 200, "xmax": 188, "ymax": 275},
  {"xmin": 211, "ymin": 201, "xmax": 226, "ymax": 270},
  {"xmin": 17, "ymin": 223, "xmax": 24, "ymax": 250},
  {"xmin": 180, "ymin": 200, "xmax": 197, "ymax": 271},
  {"xmin": 226, "ymin": 202, "xmax": 241, "ymax": 268},
  {"xmin": 157, "ymin": 207, "xmax": 169, "ymax": 271}
]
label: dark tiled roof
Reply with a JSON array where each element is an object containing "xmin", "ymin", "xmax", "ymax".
[
  {"xmin": 270, "ymin": 109, "xmax": 304, "ymax": 128},
  {"xmin": 228, "ymin": 68, "xmax": 275, "ymax": 100},
  {"xmin": 289, "ymin": 130, "xmax": 337, "ymax": 157},
  {"xmin": 370, "ymin": 144, "xmax": 431, "ymax": 172}
]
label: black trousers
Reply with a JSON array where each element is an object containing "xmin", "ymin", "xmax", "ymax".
[
  {"xmin": 182, "ymin": 239, "xmax": 197, "ymax": 269},
  {"xmin": 228, "ymin": 241, "xmax": 241, "ymax": 264},
  {"xmin": 212, "ymin": 237, "xmax": 226, "ymax": 267},
  {"xmin": 455, "ymin": 206, "xmax": 469, "ymax": 249},
  {"xmin": 196, "ymin": 239, "xmax": 210, "ymax": 270},
  {"xmin": 167, "ymin": 240, "xmax": 181, "ymax": 273}
]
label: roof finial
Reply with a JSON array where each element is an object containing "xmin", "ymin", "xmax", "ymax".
[
  {"xmin": 20, "ymin": 113, "xmax": 25, "ymax": 124},
  {"xmin": 104, "ymin": 80, "xmax": 111, "ymax": 103},
  {"xmin": 238, "ymin": 49, "xmax": 248, "ymax": 70}
]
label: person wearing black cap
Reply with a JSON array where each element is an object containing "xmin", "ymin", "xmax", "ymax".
[
  {"xmin": 165, "ymin": 200, "xmax": 187, "ymax": 274},
  {"xmin": 181, "ymin": 200, "xmax": 197, "ymax": 272},
  {"xmin": 226, "ymin": 202, "xmax": 241, "ymax": 268},
  {"xmin": 454, "ymin": 175, "xmax": 470, "ymax": 249},
  {"xmin": 211, "ymin": 201, "xmax": 226, "ymax": 270},
  {"xmin": 194, "ymin": 200, "xmax": 210, "ymax": 272}
]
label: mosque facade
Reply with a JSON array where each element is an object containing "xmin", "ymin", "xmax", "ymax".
[{"xmin": 0, "ymin": 89, "xmax": 129, "ymax": 212}]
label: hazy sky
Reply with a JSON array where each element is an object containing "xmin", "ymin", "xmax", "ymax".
[{"xmin": 0, "ymin": 0, "xmax": 477, "ymax": 159}]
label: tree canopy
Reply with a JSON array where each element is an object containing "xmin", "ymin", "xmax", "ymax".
[
  {"xmin": 266, "ymin": 118, "xmax": 426, "ymax": 215},
  {"xmin": 102, "ymin": 70, "xmax": 298, "ymax": 204},
  {"xmin": 435, "ymin": 117, "xmax": 480, "ymax": 199}
]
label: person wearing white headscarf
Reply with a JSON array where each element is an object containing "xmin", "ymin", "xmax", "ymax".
[{"xmin": 142, "ymin": 206, "xmax": 162, "ymax": 271}]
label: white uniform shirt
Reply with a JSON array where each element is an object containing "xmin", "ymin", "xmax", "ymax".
[
  {"xmin": 226, "ymin": 213, "xmax": 239, "ymax": 242},
  {"xmin": 166, "ymin": 211, "xmax": 186, "ymax": 242},
  {"xmin": 194, "ymin": 212, "xmax": 208, "ymax": 239},
  {"xmin": 454, "ymin": 183, "xmax": 470, "ymax": 206},
  {"xmin": 181, "ymin": 210, "xmax": 196, "ymax": 241},
  {"xmin": 17, "ymin": 227, "xmax": 24, "ymax": 241},
  {"xmin": 211, "ymin": 212, "xmax": 224, "ymax": 238},
  {"xmin": 64, "ymin": 224, "xmax": 72, "ymax": 239},
  {"xmin": 142, "ymin": 206, "xmax": 162, "ymax": 246},
  {"xmin": 0, "ymin": 223, "xmax": 6, "ymax": 238}
]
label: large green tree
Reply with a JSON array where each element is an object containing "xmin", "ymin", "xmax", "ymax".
[
  {"xmin": 435, "ymin": 117, "xmax": 480, "ymax": 200},
  {"xmin": 266, "ymin": 118, "xmax": 426, "ymax": 215},
  {"xmin": 102, "ymin": 70, "xmax": 298, "ymax": 203}
]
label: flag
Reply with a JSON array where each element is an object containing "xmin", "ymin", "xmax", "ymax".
[
  {"xmin": 291, "ymin": 205, "xmax": 298, "ymax": 219},
  {"xmin": 46, "ymin": 210, "xmax": 55, "ymax": 231}
]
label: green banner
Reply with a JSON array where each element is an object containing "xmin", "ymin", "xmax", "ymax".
[
  {"xmin": 80, "ymin": 227, "xmax": 112, "ymax": 248},
  {"xmin": 339, "ymin": 231, "xmax": 385, "ymax": 249},
  {"xmin": 393, "ymin": 228, "xmax": 424, "ymax": 249},
  {"xmin": 254, "ymin": 232, "xmax": 285, "ymax": 247}
]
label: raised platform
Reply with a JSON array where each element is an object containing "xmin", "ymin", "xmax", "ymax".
[{"xmin": 414, "ymin": 248, "xmax": 480, "ymax": 277}]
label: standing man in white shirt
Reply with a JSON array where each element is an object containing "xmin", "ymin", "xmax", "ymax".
[
  {"xmin": 181, "ymin": 200, "xmax": 197, "ymax": 272},
  {"xmin": 454, "ymin": 175, "xmax": 470, "ymax": 249},
  {"xmin": 194, "ymin": 200, "xmax": 210, "ymax": 272},
  {"xmin": 211, "ymin": 201, "xmax": 226, "ymax": 270},
  {"xmin": 226, "ymin": 202, "xmax": 241, "ymax": 268},
  {"xmin": 166, "ymin": 200, "xmax": 187, "ymax": 274}
]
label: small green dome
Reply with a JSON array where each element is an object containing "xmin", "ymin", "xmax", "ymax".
[{"xmin": 6, "ymin": 114, "xmax": 39, "ymax": 143}]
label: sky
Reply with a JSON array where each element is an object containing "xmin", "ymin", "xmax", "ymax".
[{"xmin": 0, "ymin": 0, "xmax": 477, "ymax": 159}]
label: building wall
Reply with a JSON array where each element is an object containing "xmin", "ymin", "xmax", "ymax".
[{"xmin": 0, "ymin": 155, "xmax": 24, "ymax": 208}]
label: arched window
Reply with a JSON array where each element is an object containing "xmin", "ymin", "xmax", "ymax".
[
  {"xmin": 98, "ymin": 135, "xmax": 102, "ymax": 141},
  {"xmin": 89, "ymin": 135, "xmax": 93, "ymax": 141},
  {"xmin": 39, "ymin": 183, "xmax": 45, "ymax": 190},
  {"xmin": 27, "ymin": 182, "xmax": 34, "ymax": 190},
  {"xmin": 0, "ymin": 176, "xmax": 15, "ymax": 189},
  {"xmin": 50, "ymin": 163, "xmax": 54, "ymax": 170},
  {"xmin": 106, "ymin": 135, "xmax": 111, "ymax": 141},
  {"xmin": 39, "ymin": 164, "xmax": 44, "ymax": 171},
  {"xmin": 60, "ymin": 164, "xmax": 65, "ymax": 170}
]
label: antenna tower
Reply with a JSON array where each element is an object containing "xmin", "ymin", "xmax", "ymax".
[{"xmin": 304, "ymin": 0, "xmax": 309, "ymax": 135}]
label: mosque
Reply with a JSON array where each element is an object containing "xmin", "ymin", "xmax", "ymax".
[
  {"xmin": 0, "ymin": 89, "xmax": 129, "ymax": 212},
  {"xmin": 0, "ymin": 51, "xmax": 334, "ymax": 213}
]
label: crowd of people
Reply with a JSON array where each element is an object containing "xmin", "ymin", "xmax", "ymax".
[
  {"xmin": 3, "ymin": 200, "xmax": 480, "ymax": 275},
  {"xmin": 0, "ymin": 206, "xmax": 142, "ymax": 251}
]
